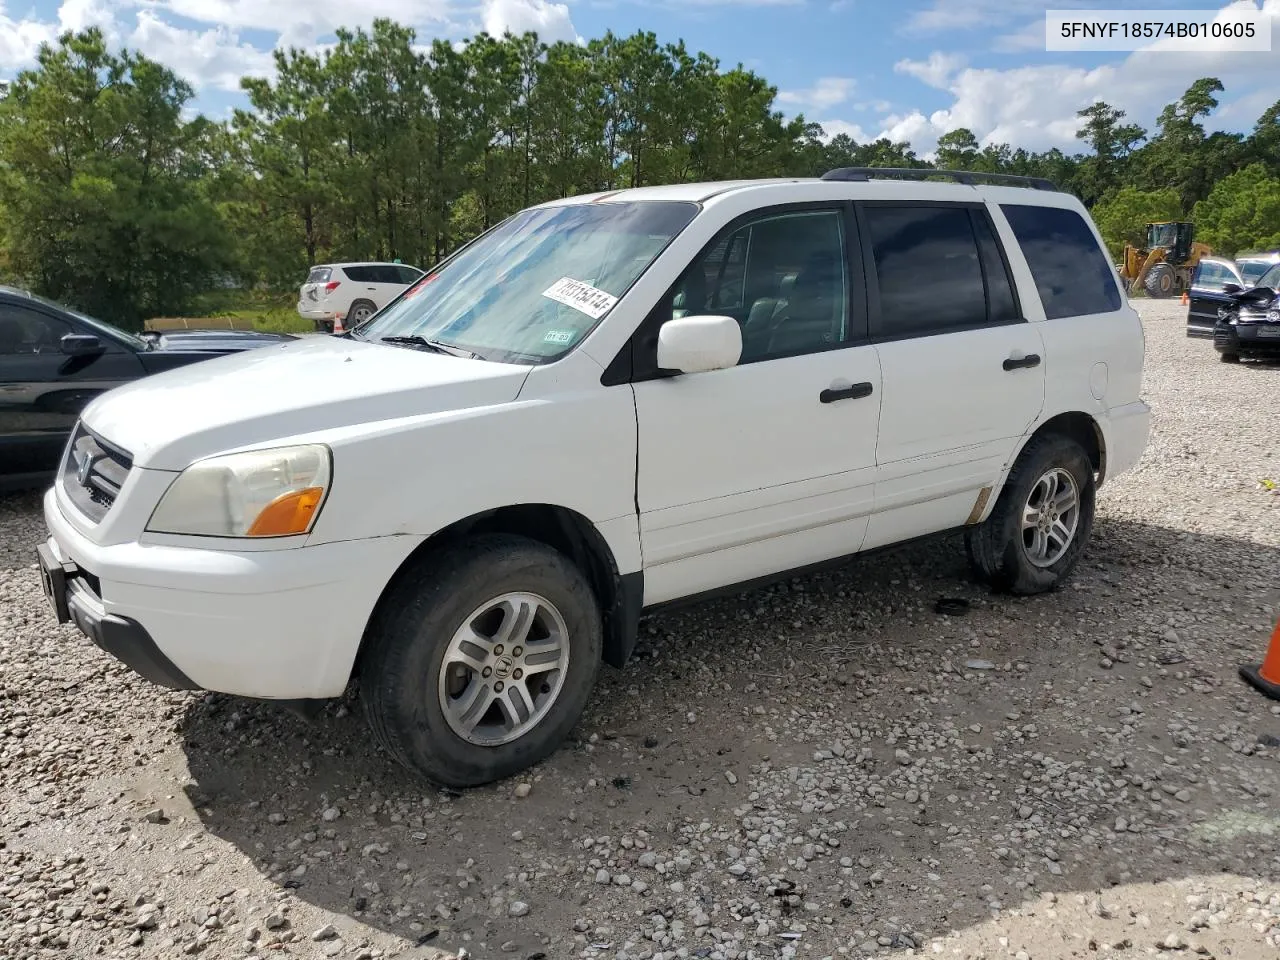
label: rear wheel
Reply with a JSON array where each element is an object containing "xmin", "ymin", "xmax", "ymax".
[
  {"xmin": 360, "ymin": 534, "xmax": 602, "ymax": 787},
  {"xmin": 348, "ymin": 299, "xmax": 377, "ymax": 326},
  {"xmin": 966, "ymin": 434, "xmax": 1096, "ymax": 595}
]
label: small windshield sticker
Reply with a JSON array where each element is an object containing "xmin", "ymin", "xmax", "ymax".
[
  {"xmin": 543, "ymin": 329, "xmax": 576, "ymax": 345},
  {"xmin": 542, "ymin": 277, "xmax": 618, "ymax": 320}
]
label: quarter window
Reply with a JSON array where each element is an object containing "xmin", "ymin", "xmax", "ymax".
[{"xmin": 1001, "ymin": 204, "xmax": 1122, "ymax": 319}]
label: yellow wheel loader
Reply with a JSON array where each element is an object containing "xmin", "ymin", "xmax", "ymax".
[{"xmin": 1119, "ymin": 221, "xmax": 1212, "ymax": 298}]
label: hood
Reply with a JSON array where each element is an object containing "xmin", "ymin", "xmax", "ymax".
[
  {"xmin": 81, "ymin": 335, "xmax": 532, "ymax": 470},
  {"xmin": 143, "ymin": 328, "xmax": 297, "ymax": 352}
]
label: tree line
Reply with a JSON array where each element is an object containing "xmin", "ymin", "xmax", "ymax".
[{"xmin": 1, "ymin": 25, "xmax": 1279, "ymax": 328}]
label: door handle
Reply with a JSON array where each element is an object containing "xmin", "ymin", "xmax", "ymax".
[
  {"xmin": 1003, "ymin": 354, "xmax": 1041, "ymax": 371},
  {"xmin": 820, "ymin": 382, "xmax": 874, "ymax": 403}
]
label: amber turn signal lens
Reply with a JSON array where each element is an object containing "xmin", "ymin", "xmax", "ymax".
[{"xmin": 246, "ymin": 487, "xmax": 324, "ymax": 537}]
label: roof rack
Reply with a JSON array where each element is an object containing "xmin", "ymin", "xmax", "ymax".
[{"xmin": 821, "ymin": 167, "xmax": 1060, "ymax": 192}]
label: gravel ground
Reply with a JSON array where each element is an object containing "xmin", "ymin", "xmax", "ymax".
[{"xmin": 2, "ymin": 299, "xmax": 1278, "ymax": 960}]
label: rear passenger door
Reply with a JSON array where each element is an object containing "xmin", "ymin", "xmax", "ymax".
[{"xmin": 859, "ymin": 202, "xmax": 1045, "ymax": 549}]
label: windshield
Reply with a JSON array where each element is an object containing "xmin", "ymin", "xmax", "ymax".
[
  {"xmin": 26, "ymin": 291, "xmax": 147, "ymax": 349},
  {"xmin": 1149, "ymin": 223, "xmax": 1178, "ymax": 248},
  {"xmin": 353, "ymin": 201, "xmax": 699, "ymax": 363},
  {"xmin": 1240, "ymin": 260, "xmax": 1278, "ymax": 286}
]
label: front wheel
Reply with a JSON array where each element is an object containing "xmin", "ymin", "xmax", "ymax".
[
  {"xmin": 966, "ymin": 435, "xmax": 1096, "ymax": 595},
  {"xmin": 360, "ymin": 534, "xmax": 602, "ymax": 787}
]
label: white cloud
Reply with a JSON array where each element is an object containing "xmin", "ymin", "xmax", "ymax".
[
  {"xmin": 153, "ymin": 0, "xmax": 456, "ymax": 46},
  {"xmin": 0, "ymin": 5, "xmax": 58, "ymax": 71},
  {"xmin": 129, "ymin": 10, "xmax": 274, "ymax": 92},
  {"xmin": 814, "ymin": 119, "xmax": 869, "ymax": 142},
  {"xmin": 878, "ymin": 0, "xmax": 1280, "ymax": 155},
  {"xmin": 481, "ymin": 0, "xmax": 578, "ymax": 43},
  {"xmin": 778, "ymin": 76, "xmax": 856, "ymax": 111},
  {"xmin": 894, "ymin": 51, "xmax": 965, "ymax": 88}
]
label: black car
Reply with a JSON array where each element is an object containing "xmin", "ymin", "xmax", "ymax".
[
  {"xmin": 0, "ymin": 286, "xmax": 295, "ymax": 491},
  {"xmin": 1186, "ymin": 257, "xmax": 1245, "ymax": 338},
  {"xmin": 1213, "ymin": 263, "xmax": 1280, "ymax": 363}
]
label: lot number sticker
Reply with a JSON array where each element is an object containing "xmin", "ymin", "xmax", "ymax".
[{"xmin": 542, "ymin": 277, "xmax": 618, "ymax": 319}]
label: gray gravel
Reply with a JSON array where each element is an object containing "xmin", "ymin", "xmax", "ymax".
[{"xmin": 2, "ymin": 300, "xmax": 1278, "ymax": 960}]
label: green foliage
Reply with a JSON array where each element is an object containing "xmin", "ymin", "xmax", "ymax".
[
  {"xmin": 1091, "ymin": 187, "xmax": 1183, "ymax": 258},
  {"xmin": 1192, "ymin": 164, "xmax": 1280, "ymax": 257},
  {"xmin": 0, "ymin": 29, "xmax": 233, "ymax": 329},
  {"xmin": 3, "ymin": 28, "xmax": 1280, "ymax": 332}
]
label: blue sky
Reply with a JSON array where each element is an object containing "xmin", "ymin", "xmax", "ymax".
[{"xmin": 2, "ymin": 0, "xmax": 1278, "ymax": 156}]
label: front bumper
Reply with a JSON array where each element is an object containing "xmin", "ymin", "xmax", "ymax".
[
  {"xmin": 37, "ymin": 542, "xmax": 198, "ymax": 690},
  {"xmin": 1214, "ymin": 321, "xmax": 1280, "ymax": 356},
  {"xmin": 41, "ymin": 487, "xmax": 422, "ymax": 699}
]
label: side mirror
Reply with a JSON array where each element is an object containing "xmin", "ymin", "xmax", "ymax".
[
  {"xmin": 60, "ymin": 333, "xmax": 103, "ymax": 356},
  {"xmin": 1221, "ymin": 282, "xmax": 1242, "ymax": 296},
  {"xmin": 656, "ymin": 315, "xmax": 742, "ymax": 375}
]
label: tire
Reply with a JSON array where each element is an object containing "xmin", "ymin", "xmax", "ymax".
[
  {"xmin": 965, "ymin": 434, "xmax": 1096, "ymax": 595},
  {"xmin": 1219, "ymin": 351, "xmax": 1240, "ymax": 364},
  {"xmin": 348, "ymin": 300, "xmax": 377, "ymax": 326},
  {"xmin": 1144, "ymin": 263, "xmax": 1175, "ymax": 298},
  {"xmin": 360, "ymin": 534, "xmax": 602, "ymax": 787}
]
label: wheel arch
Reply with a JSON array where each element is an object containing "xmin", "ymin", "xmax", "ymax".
[
  {"xmin": 981, "ymin": 412, "xmax": 1106, "ymax": 526},
  {"xmin": 351, "ymin": 503, "xmax": 642, "ymax": 682},
  {"xmin": 1019, "ymin": 411, "xmax": 1105, "ymax": 481}
]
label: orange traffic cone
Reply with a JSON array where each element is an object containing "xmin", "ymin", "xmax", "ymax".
[
  {"xmin": 1180, "ymin": 291, "xmax": 1189, "ymax": 305},
  {"xmin": 332, "ymin": 314, "xmax": 346, "ymax": 335},
  {"xmin": 1239, "ymin": 617, "xmax": 1280, "ymax": 701}
]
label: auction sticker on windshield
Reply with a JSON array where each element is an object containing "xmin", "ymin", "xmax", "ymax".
[{"xmin": 542, "ymin": 277, "xmax": 619, "ymax": 320}]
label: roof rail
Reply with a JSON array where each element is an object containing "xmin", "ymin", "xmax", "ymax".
[{"xmin": 821, "ymin": 167, "xmax": 1060, "ymax": 192}]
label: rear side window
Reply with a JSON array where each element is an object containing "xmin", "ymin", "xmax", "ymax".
[
  {"xmin": 395, "ymin": 266, "xmax": 423, "ymax": 285},
  {"xmin": 343, "ymin": 266, "xmax": 373, "ymax": 283},
  {"xmin": 864, "ymin": 205, "xmax": 988, "ymax": 337},
  {"xmin": 1001, "ymin": 205, "xmax": 1121, "ymax": 319},
  {"xmin": 306, "ymin": 267, "xmax": 332, "ymax": 283}
]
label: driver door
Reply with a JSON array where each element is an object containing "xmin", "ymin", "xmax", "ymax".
[
  {"xmin": 630, "ymin": 204, "xmax": 883, "ymax": 605},
  {"xmin": 0, "ymin": 302, "xmax": 142, "ymax": 482}
]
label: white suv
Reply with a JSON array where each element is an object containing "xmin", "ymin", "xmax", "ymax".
[
  {"xmin": 297, "ymin": 262, "xmax": 424, "ymax": 332},
  {"xmin": 38, "ymin": 170, "xmax": 1150, "ymax": 788}
]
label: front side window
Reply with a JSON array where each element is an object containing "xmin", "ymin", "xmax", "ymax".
[
  {"xmin": 1001, "ymin": 204, "xmax": 1122, "ymax": 320},
  {"xmin": 669, "ymin": 209, "xmax": 850, "ymax": 364},
  {"xmin": 0, "ymin": 305, "xmax": 70, "ymax": 355},
  {"xmin": 1193, "ymin": 261, "xmax": 1235, "ymax": 291},
  {"xmin": 356, "ymin": 201, "xmax": 698, "ymax": 363},
  {"xmin": 1257, "ymin": 264, "xmax": 1280, "ymax": 290}
]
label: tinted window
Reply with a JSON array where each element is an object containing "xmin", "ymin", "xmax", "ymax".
[
  {"xmin": 866, "ymin": 205, "xmax": 987, "ymax": 337},
  {"xmin": 0, "ymin": 305, "xmax": 70, "ymax": 355},
  {"xmin": 1001, "ymin": 204, "xmax": 1121, "ymax": 319},
  {"xmin": 342, "ymin": 266, "xmax": 372, "ymax": 283},
  {"xmin": 396, "ymin": 266, "xmax": 423, "ymax": 285},
  {"xmin": 972, "ymin": 212, "xmax": 1020, "ymax": 325}
]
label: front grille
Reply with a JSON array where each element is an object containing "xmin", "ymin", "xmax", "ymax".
[{"xmin": 62, "ymin": 423, "xmax": 134, "ymax": 522}]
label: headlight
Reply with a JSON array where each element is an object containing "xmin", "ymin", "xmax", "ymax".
[{"xmin": 147, "ymin": 445, "xmax": 331, "ymax": 538}]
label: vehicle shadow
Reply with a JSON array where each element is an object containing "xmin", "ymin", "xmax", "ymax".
[{"xmin": 179, "ymin": 515, "xmax": 1280, "ymax": 956}]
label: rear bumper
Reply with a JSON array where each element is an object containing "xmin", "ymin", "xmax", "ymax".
[
  {"xmin": 297, "ymin": 303, "xmax": 336, "ymax": 320},
  {"xmin": 1102, "ymin": 400, "xmax": 1151, "ymax": 483}
]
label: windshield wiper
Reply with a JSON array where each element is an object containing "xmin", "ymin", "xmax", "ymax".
[{"xmin": 380, "ymin": 335, "xmax": 479, "ymax": 359}]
